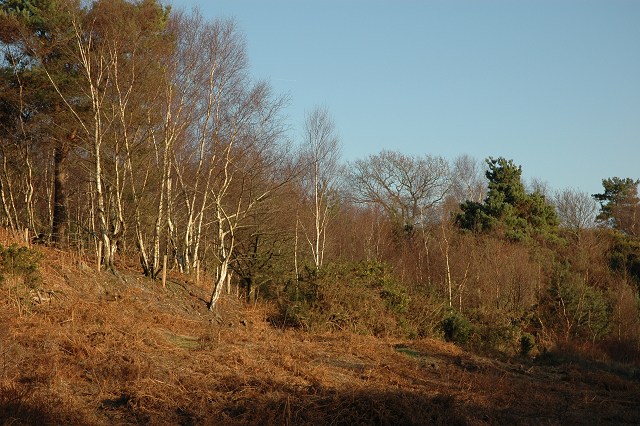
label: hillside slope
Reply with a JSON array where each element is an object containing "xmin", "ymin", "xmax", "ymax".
[{"xmin": 1, "ymin": 242, "xmax": 639, "ymax": 425}]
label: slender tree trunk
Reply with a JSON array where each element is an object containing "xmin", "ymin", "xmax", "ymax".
[
  {"xmin": 441, "ymin": 224, "xmax": 453, "ymax": 308},
  {"xmin": 45, "ymin": 149, "xmax": 54, "ymax": 237},
  {"xmin": 2, "ymin": 155, "xmax": 20, "ymax": 231},
  {"xmin": 153, "ymin": 177, "xmax": 165, "ymax": 278},
  {"xmin": 91, "ymin": 95, "xmax": 113, "ymax": 269},
  {"xmin": 294, "ymin": 212, "xmax": 299, "ymax": 280},
  {"xmin": 51, "ymin": 139, "xmax": 70, "ymax": 246},
  {"xmin": 0, "ymin": 166, "xmax": 16, "ymax": 232},
  {"xmin": 209, "ymin": 222, "xmax": 233, "ymax": 311},
  {"xmin": 166, "ymin": 160, "xmax": 177, "ymax": 268},
  {"xmin": 23, "ymin": 144, "xmax": 36, "ymax": 234},
  {"xmin": 208, "ymin": 154, "xmax": 237, "ymax": 311},
  {"xmin": 89, "ymin": 180, "xmax": 97, "ymax": 255},
  {"xmin": 209, "ymin": 257, "xmax": 229, "ymax": 310},
  {"xmin": 109, "ymin": 139, "xmax": 126, "ymax": 260},
  {"xmin": 94, "ymin": 139, "xmax": 112, "ymax": 270},
  {"xmin": 124, "ymin": 136, "xmax": 152, "ymax": 274},
  {"xmin": 191, "ymin": 170, "xmax": 212, "ymax": 271},
  {"xmin": 314, "ymin": 161, "xmax": 321, "ymax": 268}
]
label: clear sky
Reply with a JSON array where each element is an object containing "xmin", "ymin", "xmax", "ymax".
[{"xmin": 166, "ymin": 0, "xmax": 639, "ymax": 196}]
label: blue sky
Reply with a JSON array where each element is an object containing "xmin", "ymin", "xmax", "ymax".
[{"xmin": 167, "ymin": 0, "xmax": 639, "ymax": 196}]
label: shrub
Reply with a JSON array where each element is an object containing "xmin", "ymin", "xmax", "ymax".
[
  {"xmin": 441, "ymin": 310, "xmax": 473, "ymax": 345},
  {"xmin": 609, "ymin": 231, "xmax": 640, "ymax": 288},
  {"xmin": 273, "ymin": 261, "xmax": 411, "ymax": 337},
  {"xmin": 404, "ymin": 291, "xmax": 446, "ymax": 338},
  {"xmin": 472, "ymin": 320, "xmax": 518, "ymax": 354},
  {"xmin": 380, "ymin": 281, "xmax": 411, "ymax": 314},
  {"xmin": 0, "ymin": 244, "xmax": 42, "ymax": 288},
  {"xmin": 540, "ymin": 266, "xmax": 612, "ymax": 342},
  {"xmin": 519, "ymin": 332, "xmax": 536, "ymax": 357}
]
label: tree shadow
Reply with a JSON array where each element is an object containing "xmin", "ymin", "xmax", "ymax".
[{"xmin": 0, "ymin": 400, "xmax": 90, "ymax": 426}]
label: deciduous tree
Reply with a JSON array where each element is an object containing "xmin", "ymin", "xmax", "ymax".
[
  {"xmin": 553, "ymin": 188, "xmax": 598, "ymax": 234},
  {"xmin": 349, "ymin": 150, "xmax": 451, "ymax": 234},
  {"xmin": 299, "ymin": 106, "xmax": 341, "ymax": 269}
]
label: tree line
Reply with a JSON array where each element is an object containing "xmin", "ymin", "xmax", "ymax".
[{"xmin": 1, "ymin": 0, "xmax": 639, "ymax": 357}]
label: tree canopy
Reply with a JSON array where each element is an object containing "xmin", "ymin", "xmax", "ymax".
[
  {"xmin": 456, "ymin": 157, "xmax": 559, "ymax": 242},
  {"xmin": 593, "ymin": 177, "xmax": 640, "ymax": 237},
  {"xmin": 348, "ymin": 150, "xmax": 451, "ymax": 234}
]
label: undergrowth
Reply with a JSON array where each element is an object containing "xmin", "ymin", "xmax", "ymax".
[
  {"xmin": 0, "ymin": 243, "xmax": 42, "ymax": 288},
  {"xmin": 0, "ymin": 235, "xmax": 638, "ymax": 425},
  {"xmin": 273, "ymin": 261, "xmax": 412, "ymax": 337}
]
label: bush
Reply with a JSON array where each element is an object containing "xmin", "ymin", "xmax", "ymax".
[
  {"xmin": 441, "ymin": 310, "xmax": 473, "ymax": 345},
  {"xmin": 380, "ymin": 281, "xmax": 411, "ymax": 314},
  {"xmin": 472, "ymin": 320, "xmax": 518, "ymax": 354},
  {"xmin": 519, "ymin": 333, "xmax": 536, "ymax": 357},
  {"xmin": 540, "ymin": 266, "xmax": 612, "ymax": 342},
  {"xmin": 404, "ymin": 291, "xmax": 446, "ymax": 338},
  {"xmin": 273, "ymin": 261, "xmax": 411, "ymax": 337},
  {"xmin": 0, "ymin": 244, "xmax": 42, "ymax": 288},
  {"xmin": 609, "ymin": 232, "xmax": 640, "ymax": 289}
]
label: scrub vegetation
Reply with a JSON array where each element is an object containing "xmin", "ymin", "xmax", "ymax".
[{"xmin": 1, "ymin": 1, "xmax": 639, "ymax": 424}]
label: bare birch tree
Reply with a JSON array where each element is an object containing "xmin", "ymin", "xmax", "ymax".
[
  {"xmin": 207, "ymin": 82, "xmax": 289, "ymax": 311},
  {"xmin": 37, "ymin": 0, "xmax": 172, "ymax": 270},
  {"xmin": 451, "ymin": 154, "xmax": 485, "ymax": 204},
  {"xmin": 102, "ymin": 0, "xmax": 174, "ymax": 275},
  {"xmin": 300, "ymin": 106, "xmax": 341, "ymax": 269},
  {"xmin": 554, "ymin": 188, "xmax": 598, "ymax": 233},
  {"xmin": 172, "ymin": 16, "xmax": 247, "ymax": 276}
]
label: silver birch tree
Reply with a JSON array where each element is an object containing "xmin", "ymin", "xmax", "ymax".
[{"xmin": 300, "ymin": 106, "xmax": 340, "ymax": 270}]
